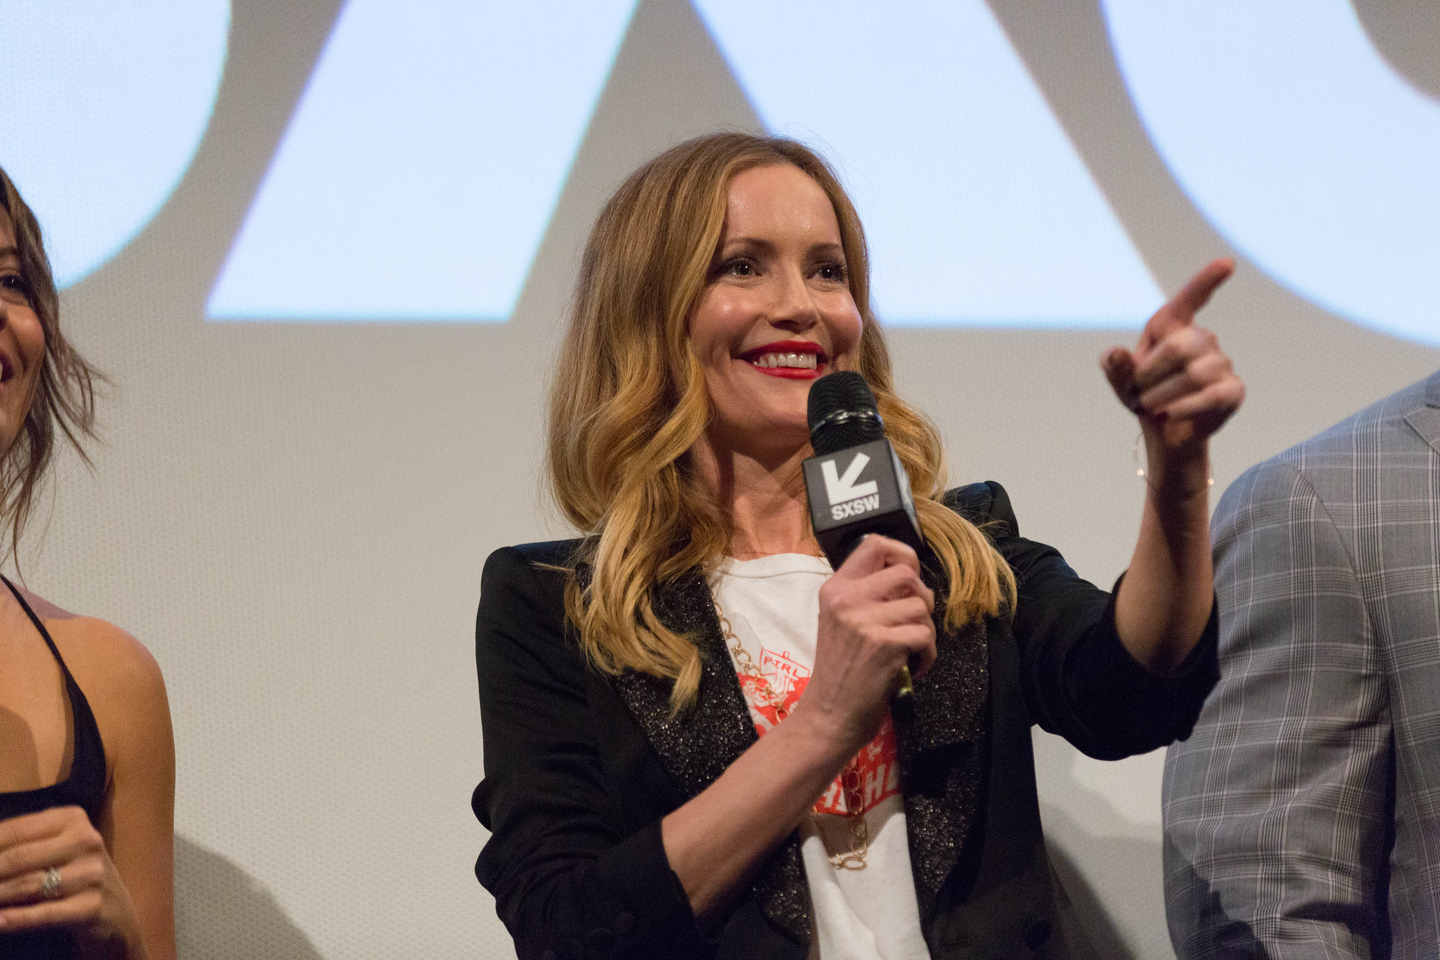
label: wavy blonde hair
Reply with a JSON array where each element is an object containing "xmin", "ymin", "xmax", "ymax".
[{"xmin": 549, "ymin": 133, "xmax": 1014, "ymax": 711}]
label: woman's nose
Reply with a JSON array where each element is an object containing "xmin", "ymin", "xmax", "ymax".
[{"xmin": 769, "ymin": 268, "xmax": 819, "ymax": 330}]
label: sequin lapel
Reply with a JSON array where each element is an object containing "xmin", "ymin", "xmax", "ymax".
[
  {"xmin": 888, "ymin": 483, "xmax": 1002, "ymax": 916},
  {"xmin": 894, "ymin": 599, "xmax": 991, "ymax": 915},
  {"xmin": 607, "ymin": 569, "xmax": 813, "ymax": 947},
  {"xmin": 603, "ymin": 558, "xmax": 993, "ymax": 937}
]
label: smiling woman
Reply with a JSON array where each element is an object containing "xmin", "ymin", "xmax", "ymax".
[
  {"xmin": 473, "ymin": 133, "xmax": 1243, "ymax": 959},
  {"xmin": 687, "ymin": 164, "xmax": 863, "ymax": 469},
  {"xmin": 0, "ymin": 166, "xmax": 175, "ymax": 960}
]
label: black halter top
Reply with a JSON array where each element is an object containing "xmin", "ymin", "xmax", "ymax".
[{"xmin": 0, "ymin": 578, "xmax": 107, "ymax": 958}]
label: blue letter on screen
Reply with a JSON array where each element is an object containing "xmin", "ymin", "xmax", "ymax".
[
  {"xmin": 1103, "ymin": 0, "xmax": 1440, "ymax": 346},
  {"xmin": 207, "ymin": 0, "xmax": 638, "ymax": 322},
  {"xmin": 0, "ymin": 1, "xmax": 229, "ymax": 288},
  {"xmin": 692, "ymin": 0, "xmax": 1164, "ymax": 328}
]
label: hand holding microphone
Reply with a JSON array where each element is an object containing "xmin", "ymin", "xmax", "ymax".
[
  {"xmin": 802, "ymin": 372, "xmax": 932, "ymax": 701},
  {"xmin": 808, "ymin": 534, "xmax": 935, "ymax": 754}
]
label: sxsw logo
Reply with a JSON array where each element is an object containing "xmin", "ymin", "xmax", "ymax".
[{"xmin": 821, "ymin": 453, "xmax": 881, "ymax": 520}]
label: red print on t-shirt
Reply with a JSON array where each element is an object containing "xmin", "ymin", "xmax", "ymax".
[{"xmin": 736, "ymin": 648, "xmax": 901, "ymax": 816}]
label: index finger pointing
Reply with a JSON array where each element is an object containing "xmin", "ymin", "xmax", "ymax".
[{"xmin": 1169, "ymin": 257, "xmax": 1235, "ymax": 322}]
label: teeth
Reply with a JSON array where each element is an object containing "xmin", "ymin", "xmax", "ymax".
[{"xmin": 752, "ymin": 352, "xmax": 817, "ymax": 369}]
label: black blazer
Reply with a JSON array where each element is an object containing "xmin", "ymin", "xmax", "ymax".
[{"xmin": 473, "ymin": 482, "xmax": 1218, "ymax": 960}]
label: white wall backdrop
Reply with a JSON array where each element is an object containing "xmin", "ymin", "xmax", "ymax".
[{"xmin": 6, "ymin": 1, "xmax": 1439, "ymax": 957}]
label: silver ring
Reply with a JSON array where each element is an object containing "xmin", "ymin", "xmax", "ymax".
[{"xmin": 40, "ymin": 866, "xmax": 62, "ymax": 900}]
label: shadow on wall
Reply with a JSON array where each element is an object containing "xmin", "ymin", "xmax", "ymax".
[
  {"xmin": 1047, "ymin": 835, "xmax": 1137, "ymax": 960},
  {"xmin": 1040, "ymin": 795, "xmax": 1176, "ymax": 960},
  {"xmin": 176, "ymin": 835, "xmax": 325, "ymax": 960},
  {"xmin": 1032, "ymin": 731, "xmax": 1175, "ymax": 960}
]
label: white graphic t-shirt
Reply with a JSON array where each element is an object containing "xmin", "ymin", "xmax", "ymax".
[{"xmin": 710, "ymin": 554, "xmax": 932, "ymax": 960}]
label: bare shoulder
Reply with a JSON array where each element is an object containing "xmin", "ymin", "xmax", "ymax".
[{"xmin": 16, "ymin": 587, "xmax": 170, "ymax": 736}]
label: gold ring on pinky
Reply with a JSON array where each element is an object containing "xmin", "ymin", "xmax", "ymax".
[{"xmin": 40, "ymin": 867, "xmax": 62, "ymax": 900}]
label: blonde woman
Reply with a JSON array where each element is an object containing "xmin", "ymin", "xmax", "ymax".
[
  {"xmin": 473, "ymin": 133, "xmax": 1242, "ymax": 959},
  {"xmin": 0, "ymin": 167, "xmax": 175, "ymax": 959}
]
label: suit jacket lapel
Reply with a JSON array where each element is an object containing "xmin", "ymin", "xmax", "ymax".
[
  {"xmin": 893, "ymin": 560, "xmax": 992, "ymax": 917},
  {"xmin": 602, "ymin": 561, "xmax": 992, "ymax": 939},
  {"xmin": 1403, "ymin": 371, "xmax": 1440, "ymax": 457},
  {"xmin": 899, "ymin": 564, "xmax": 991, "ymax": 756},
  {"xmin": 608, "ymin": 571, "xmax": 756, "ymax": 796},
  {"xmin": 606, "ymin": 568, "xmax": 812, "ymax": 946}
]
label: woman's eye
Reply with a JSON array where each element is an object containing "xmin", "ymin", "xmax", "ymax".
[
  {"xmin": 0, "ymin": 273, "xmax": 32, "ymax": 304},
  {"xmin": 817, "ymin": 263, "xmax": 847, "ymax": 282},
  {"xmin": 720, "ymin": 259, "xmax": 755, "ymax": 278}
]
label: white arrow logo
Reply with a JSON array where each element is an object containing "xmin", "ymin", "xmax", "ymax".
[{"xmin": 821, "ymin": 453, "xmax": 879, "ymax": 505}]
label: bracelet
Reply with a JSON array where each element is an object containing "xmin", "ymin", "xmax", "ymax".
[{"xmin": 1133, "ymin": 430, "xmax": 1214, "ymax": 486}]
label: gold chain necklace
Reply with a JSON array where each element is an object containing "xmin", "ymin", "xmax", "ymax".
[{"xmin": 714, "ymin": 600, "xmax": 870, "ymax": 869}]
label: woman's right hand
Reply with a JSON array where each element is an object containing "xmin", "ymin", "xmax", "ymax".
[
  {"xmin": 801, "ymin": 535, "xmax": 937, "ymax": 757},
  {"xmin": 0, "ymin": 805, "xmax": 148, "ymax": 958},
  {"xmin": 662, "ymin": 534, "xmax": 937, "ymax": 918}
]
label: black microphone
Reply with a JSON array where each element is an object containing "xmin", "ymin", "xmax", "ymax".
[{"xmin": 803, "ymin": 371, "xmax": 925, "ymax": 698}]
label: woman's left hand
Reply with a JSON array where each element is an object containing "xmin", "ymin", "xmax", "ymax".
[
  {"xmin": 1102, "ymin": 258, "xmax": 1245, "ymax": 486},
  {"xmin": 0, "ymin": 805, "xmax": 146, "ymax": 956},
  {"xmin": 1103, "ymin": 258, "xmax": 1243, "ymax": 672}
]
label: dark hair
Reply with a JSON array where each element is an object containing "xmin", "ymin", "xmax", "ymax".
[{"xmin": 0, "ymin": 164, "xmax": 104, "ymax": 561}]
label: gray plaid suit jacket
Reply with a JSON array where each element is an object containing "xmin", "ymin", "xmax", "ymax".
[{"xmin": 1163, "ymin": 370, "xmax": 1440, "ymax": 960}]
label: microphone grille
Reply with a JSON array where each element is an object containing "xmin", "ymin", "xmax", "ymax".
[{"xmin": 808, "ymin": 371, "xmax": 885, "ymax": 455}]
